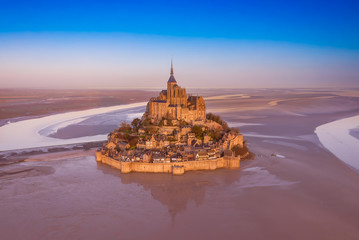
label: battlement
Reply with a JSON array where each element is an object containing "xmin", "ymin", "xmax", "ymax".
[{"xmin": 96, "ymin": 151, "xmax": 240, "ymax": 175}]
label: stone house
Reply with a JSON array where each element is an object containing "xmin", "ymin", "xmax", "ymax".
[
  {"xmin": 142, "ymin": 152, "xmax": 151, "ymax": 163},
  {"xmin": 196, "ymin": 150, "xmax": 209, "ymax": 160},
  {"xmin": 222, "ymin": 132, "xmax": 244, "ymax": 150},
  {"xmin": 203, "ymin": 134, "xmax": 212, "ymax": 144},
  {"xmin": 106, "ymin": 142, "xmax": 116, "ymax": 150},
  {"xmin": 183, "ymin": 152, "xmax": 194, "ymax": 161},
  {"xmin": 158, "ymin": 126, "xmax": 178, "ymax": 135},
  {"xmin": 138, "ymin": 128, "xmax": 146, "ymax": 134},
  {"xmin": 190, "ymin": 139, "xmax": 202, "ymax": 147},
  {"xmin": 171, "ymin": 152, "xmax": 183, "ymax": 162},
  {"xmin": 146, "ymin": 135, "xmax": 158, "ymax": 149},
  {"xmin": 136, "ymin": 140, "xmax": 146, "ymax": 150},
  {"xmin": 118, "ymin": 141, "xmax": 129, "ymax": 150},
  {"xmin": 180, "ymin": 126, "xmax": 191, "ymax": 136},
  {"xmin": 152, "ymin": 152, "xmax": 166, "ymax": 163},
  {"xmin": 208, "ymin": 150, "xmax": 217, "ymax": 159}
]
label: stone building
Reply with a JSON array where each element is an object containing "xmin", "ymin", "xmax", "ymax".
[
  {"xmin": 221, "ymin": 132, "xmax": 244, "ymax": 150},
  {"xmin": 143, "ymin": 61, "xmax": 206, "ymax": 123}
]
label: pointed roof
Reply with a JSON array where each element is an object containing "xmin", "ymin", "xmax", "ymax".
[{"xmin": 168, "ymin": 59, "xmax": 177, "ymax": 83}]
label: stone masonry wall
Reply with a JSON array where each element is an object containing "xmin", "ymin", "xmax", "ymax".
[{"xmin": 96, "ymin": 151, "xmax": 240, "ymax": 175}]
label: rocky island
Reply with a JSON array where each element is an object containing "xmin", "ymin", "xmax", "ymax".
[{"xmin": 96, "ymin": 61, "xmax": 249, "ymax": 174}]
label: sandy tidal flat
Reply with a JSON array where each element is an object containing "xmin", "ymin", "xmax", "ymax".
[
  {"xmin": 1, "ymin": 88, "xmax": 359, "ymax": 240},
  {"xmin": 0, "ymin": 102, "xmax": 146, "ymax": 151}
]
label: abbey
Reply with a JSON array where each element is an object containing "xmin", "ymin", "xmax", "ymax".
[
  {"xmin": 96, "ymin": 61, "xmax": 250, "ymax": 175},
  {"xmin": 143, "ymin": 61, "xmax": 206, "ymax": 123}
]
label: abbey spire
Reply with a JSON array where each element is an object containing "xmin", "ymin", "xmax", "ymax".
[{"xmin": 168, "ymin": 59, "xmax": 177, "ymax": 83}]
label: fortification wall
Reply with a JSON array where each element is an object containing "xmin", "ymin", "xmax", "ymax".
[
  {"xmin": 131, "ymin": 162, "xmax": 173, "ymax": 173},
  {"xmin": 95, "ymin": 151, "xmax": 240, "ymax": 175}
]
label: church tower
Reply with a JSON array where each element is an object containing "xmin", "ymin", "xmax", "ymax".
[
  {"xmin": 166, "ymin": 60, "xmax": 187, "ymax": 107},
  {"xmin": 144, "ymin": 59, "xmax": 205, "ymax": 122},
  {"xmin": 167, "ymin": 59, "xmax": 177, "ymax": 90}
]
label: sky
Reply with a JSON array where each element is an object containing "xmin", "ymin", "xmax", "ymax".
[{"xmin": 0, "ymin": 0, "xmax": 358, "ymax": 89}]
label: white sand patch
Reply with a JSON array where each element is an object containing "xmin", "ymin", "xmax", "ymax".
[
  {"xmin": 315, "ymin": 115, "xmax": 359, "ymax": 170},
  {"xmin": 0, "ymin": 102, "xmax": 146, "ymax": 151},
  {"xmin": 268, "ymin": 100, "xmax": 280, "ymax": 106},
  {"xmin": 205, "ymin": 94, "xmax": 251, "ymax": 100}
]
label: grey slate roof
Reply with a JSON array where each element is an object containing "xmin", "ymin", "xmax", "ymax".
[{"xmin": 168, "ymin": 75, "xmax": 177, "ymax": 83}]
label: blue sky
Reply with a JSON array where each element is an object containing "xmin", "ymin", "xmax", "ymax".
[{"xmin": 0, "ymin": 0, "xmax": 358, "ymax": 88}]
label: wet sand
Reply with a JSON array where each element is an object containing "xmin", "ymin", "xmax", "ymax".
[
  {"xmin": 1, "ymin": 88, "xmax": 359, "ymax": 240},
  {"xmin": 350, "ymin": 127, "xmax": 359, "ymax": 140},
  {"xmin": 0, "ymin": 103, "xmax": 146, "ymax": 151},
  {"xmin": 1, "ymin": 145, "xmax": 359, "ymax": 240},
  {"xmin": 0, "ymin": 88, "xmax": 154, "ymax": 125}
]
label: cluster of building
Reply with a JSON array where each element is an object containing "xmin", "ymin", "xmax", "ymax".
[
  {"xmin": 101, "ymin": 125, "xmax": 243, "ymax": 163},
  {"xmin": 99, "ymin": 61, "xmax": 245, "ymax": 164}
]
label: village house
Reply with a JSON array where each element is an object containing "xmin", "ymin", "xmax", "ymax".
[
  {"xmin": 146, "ymin": 135, "xmax": 158, "ymax": 149},
  {"xmin": 152, "ymin": 151, "xmax": 166, "ymax": 163},
  {"xmin": 97, "ymin": 61, "xmax": 247, "ymax": 172},
  {"xmin": 196, "ymin": 150, "xmax": 209, "ymax": 160}
]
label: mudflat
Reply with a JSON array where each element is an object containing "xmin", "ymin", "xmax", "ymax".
[
  {"xmin": 1, "ymin": 88, "xmax": 359, "ymax": 240},
  {"xmin": 0, "ymin": 88, "xmax": 154, "ymax": 124}
]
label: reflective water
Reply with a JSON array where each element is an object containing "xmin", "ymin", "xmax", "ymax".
[
  {"xmin": 0, "ymin": 103, "xmax": 146, "ymax": 151},
  {"xmin": 0, "ymin": 154, "xmax": 296, "ymax": 240}
]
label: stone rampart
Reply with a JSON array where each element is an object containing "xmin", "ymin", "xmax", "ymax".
[{"xmin": 96, "ymin": 151, "xmax": 240, "ymax": 175}]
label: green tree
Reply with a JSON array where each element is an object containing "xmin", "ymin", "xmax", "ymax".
[
  {"xmin": 142, "ymin": 118, "xmax": 152, "ymax": 126},
  {"xmin": 206, "ymin": 112, "xmax": 229, "ymax": 131},
  {"xmin": 231, "ymin": 142, "xmax": 249, "ymax": 157},
  {"xmin": 208, "ymin": 129, "xmax": 222, "ymax": 141},
  {"xmin": 131, "ymin": 118, "xmax": 141, "ymax": 131},
  {"xmin": 191, "ymin": 125, "xmax": 203, "ymax": 140},
  {"xmin": 128, "ymin": 136, "xmax": 139, "ymax": 147},
  {"xmin": 119, "ymin": 121, "xmax": 131, "ymax": 132}
]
